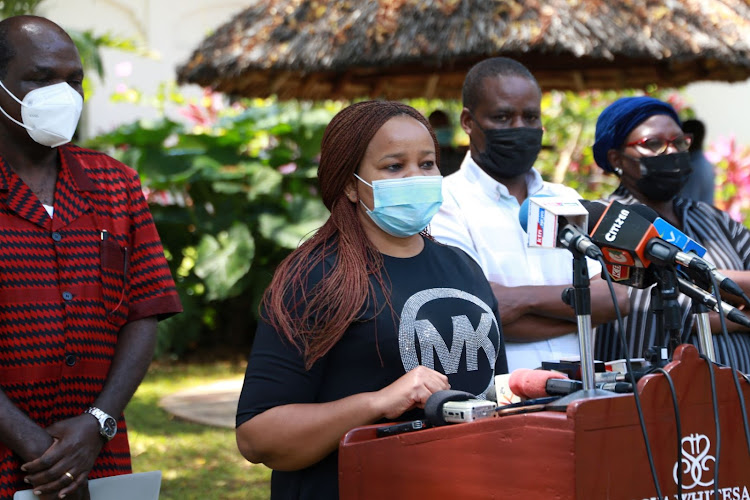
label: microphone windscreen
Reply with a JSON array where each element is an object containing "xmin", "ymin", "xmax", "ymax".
[
  {"xmin": 424, "ymin": 390, "xmax": 475, "ymax": 426},
  {"xmin": 508, "ymin": 369, "xmax": 568, "ymax": 399},
  {"xmin": 518, "ymin": 198, "xmax": 530, "ymax": 232},
  {"xmin": 485, "ymin": 385, "xmax": 497, "ymax": 403},
  {"xmin": 518, "ymin": 194, "xmax": 552, "ymax": 232},
  {"xmin": 628, "ymin": 203, "xmax": 659, "ymax": 223},
  {"xmin": 579, "ymin": 199, "xmax": 608, "ymax": 233}
]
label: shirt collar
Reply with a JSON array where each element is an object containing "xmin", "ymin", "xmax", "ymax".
[
  {"xmin": 60, "ymin": 145, "xmax": 98, "ymax": 192},
  {"xmin": 461, "ymin": 152, "xmax": 543, "ymax": 201},
  {"xmin": 0, "ymin": 144, "xmax": 98, "ymax": 192}
]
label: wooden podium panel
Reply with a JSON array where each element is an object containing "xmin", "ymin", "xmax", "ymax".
[{"xmin": 339, "ymin": 345, "xmax": 750, "ymax": 499}]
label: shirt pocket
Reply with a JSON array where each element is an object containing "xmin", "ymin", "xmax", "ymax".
[{"xmin": 100, "ymin": 234, "xmax": 129, "ymax": 327}]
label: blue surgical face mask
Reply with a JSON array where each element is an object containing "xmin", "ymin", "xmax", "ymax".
[{"xmin": 354, "ymin": 174, "xmax": 443, "ymax": 238}]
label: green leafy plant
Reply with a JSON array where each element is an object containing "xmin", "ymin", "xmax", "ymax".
[
  {"xmin": 87, "ymin": 91, "xmax": 340, "ymax": 357},
  {"xmin": 0, "ymin": 0, "xmax": 45, "ymax": 17}
]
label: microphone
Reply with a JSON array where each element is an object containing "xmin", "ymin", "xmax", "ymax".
[
  {"xmin": 627, "ymin": 205, "xmax": 712, "ymax": 274},
  {"xmin": 580, "ymin": 201, "xmax": 656, "ymax": 287},
  {"xmin": 507, "ymin": 368, "xmax": 633, "ymax": 398},
  {"xmin": 423, "ymin": 390, "xmax": 475, "ymax": 426},
  {"xmin": 677, "ymin": 277, "xmax": 750, "ymax": 328},
  {"xmin": 508, "ymin": 369, "xmax": 577, "ymax": 399},
  {"xmin": 585, "ymin": 200, "xmax": 712, "ymax": 273},
  {"xmin": 519, "ymin": 196, "xmax": 602, "ymax": 259},
  {"xmin": 598, "ymin": 382, "xmax": 633, "ymax": 393},
  {"xmin": 585, "ymin": 200, "xmax": 659, "ymax": 268},
  {"xmin": 424, "ymin": 390, "xmax": 496, "ymax": 426},
  {"xmin": 650, "ymin": 217, "xmax": 746, "ymax": 300},
  {"xmin": 651, "ymin": 217, "xmax": 707, "ymax": 258}
]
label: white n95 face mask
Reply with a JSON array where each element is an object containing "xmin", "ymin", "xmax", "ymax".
[{"xmin": 0, "ymin": 80, "xmax": 83, "ymax": 148}]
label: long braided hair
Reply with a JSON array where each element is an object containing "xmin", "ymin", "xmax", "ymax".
[{"xmin": 262, "ymin": 100, "xmax": 440, "ymax": 369}]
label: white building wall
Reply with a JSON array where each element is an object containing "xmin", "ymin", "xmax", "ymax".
[
  {"xmin": 684, "ymin": 80, "xmax": 750, "ymax": 147},
  {"xmin": 38, "ymin": 0, "xmax": 248, "ymax": 137}
]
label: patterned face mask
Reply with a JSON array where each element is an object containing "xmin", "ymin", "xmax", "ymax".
[
  {"xmin": 353, "ymin": 174, "xmax": 443, "ymax": 238},
  {"xmin": 0, "ymin": 81, "xmax": 83, "ymax": 148}
]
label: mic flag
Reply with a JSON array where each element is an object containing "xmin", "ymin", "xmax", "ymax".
[
  {"xmin": 588, "ymin": 200, "xmax": 660, "ymax": 268},
  {"xmin": 519, "ymin": 196, "xmax": 589, "ymax": 249},
  {"xmin": 518, "ymin": 194, "xmax": 551, "ymax": 233},
  {"xmin": 605, "ymin": 263, "xmax": 657, "ymax": 289},
  {"xmin": 652, "ymin": 218, "xmax": 707, "ymax": 258}
]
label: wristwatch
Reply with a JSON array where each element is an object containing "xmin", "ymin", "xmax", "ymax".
[{"xmin": 85, "ymin": 407, "xmax": 117, "ymax": 441}]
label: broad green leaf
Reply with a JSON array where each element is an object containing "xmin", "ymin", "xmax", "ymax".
[{"xmin": 193, "ymin": 223, "xmax": 255, "ymax": 301}]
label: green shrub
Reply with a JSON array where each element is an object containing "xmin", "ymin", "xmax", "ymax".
[{"xmin": 87, "ymin": 95, "xmax": 340, "ymax": 357}]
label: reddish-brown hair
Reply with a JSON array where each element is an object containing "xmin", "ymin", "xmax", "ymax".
[{"xmin": 263, "ymin": 100, "xmax": 439, "ymax": 369}]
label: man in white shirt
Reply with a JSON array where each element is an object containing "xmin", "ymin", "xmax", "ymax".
[{"xmin": 431, "ymin": 57, "xmax": 628, "ymax": 371}]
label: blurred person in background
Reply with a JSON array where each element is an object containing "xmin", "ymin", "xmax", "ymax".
[
  {"xmin": 681, "ymin": 118, "xmax": 716, "ymax": 205},
  {"xmin": 427, "ymin": 109, "xmax": 463, "ymax": 176}
]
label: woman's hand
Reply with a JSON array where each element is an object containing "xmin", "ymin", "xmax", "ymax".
[{"xmin": 371, "ymin": 366, "xmax": 450, "ymax": 420}]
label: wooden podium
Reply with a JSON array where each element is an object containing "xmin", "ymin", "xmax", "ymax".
[{"xmin": 339, "ymin": 345, "xmax": 750, "ymax": 499}]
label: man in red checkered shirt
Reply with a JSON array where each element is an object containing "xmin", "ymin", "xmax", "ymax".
[{"xmin": 0, "ymin": 15, "xmax": 182, "ymax": 500}]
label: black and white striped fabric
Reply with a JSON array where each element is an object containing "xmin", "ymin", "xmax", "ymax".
[{"xmin": 594, "ymin": 186, "xmax": 750, "ymax": 373}]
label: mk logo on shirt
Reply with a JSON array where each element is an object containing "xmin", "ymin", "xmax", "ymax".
[{"xmin": 398, "ymin": 288, "xmax": 498, "ymax": 379}]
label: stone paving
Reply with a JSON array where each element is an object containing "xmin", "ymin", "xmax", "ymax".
[{"xmin": 159, "ymin": 377, "xmax": 243, "ymax": 429}]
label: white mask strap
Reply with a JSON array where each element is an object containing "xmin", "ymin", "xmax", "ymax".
[
  {"xmin": 352, "ymin": 174, "xmax": 374, "ymax": 211},
  {"xmin": 353, "ymin": 173, "xmax": 373, "ymax": 188},
  {"xmin": 0, "ymin": 80, "xmax": 24, "ymax": 105},
  {"xmin": 0, "ymin": 81, "xmax": 30, "ymax": 130}
]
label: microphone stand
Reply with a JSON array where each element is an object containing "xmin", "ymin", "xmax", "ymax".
[
  {"xmin": 652, "ymin": 266, "xmax": 683, "ymax": 358},
  {"xmin": 549, "ymin": 248, "xmax": 611, "ymax": 411}
]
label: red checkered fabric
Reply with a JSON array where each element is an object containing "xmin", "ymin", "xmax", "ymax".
[{"xmin": 0, "ymin": 144, "xmax": 182, "ymax": 498}]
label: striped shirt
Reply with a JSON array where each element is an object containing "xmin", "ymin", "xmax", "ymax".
[
  {"xmin": 594, "ymin": 186, "xmax": 750, "ymax": 372},
  {"xmin": 0, "ymin": 144, "xmax": 182, "ymax": 499}
]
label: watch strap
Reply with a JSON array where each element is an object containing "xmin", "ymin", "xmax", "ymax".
[{"xmin": 85, "ymin": 406, "xmax": 117, "ymax": 441}]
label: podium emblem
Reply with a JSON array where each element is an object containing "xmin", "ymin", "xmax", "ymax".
[{"xmin": 673, "ymin": 433, "xmax": 715, "ymax": 489}]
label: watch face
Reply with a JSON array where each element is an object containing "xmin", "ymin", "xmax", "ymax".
[{"xmin": 103, "ymin": 417, "xmax": 117, "ymax": 438}]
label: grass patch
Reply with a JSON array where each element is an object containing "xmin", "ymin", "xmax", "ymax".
[{"xmin": 125, "ymin": 361, "xmax": 271, "ymax": 500}]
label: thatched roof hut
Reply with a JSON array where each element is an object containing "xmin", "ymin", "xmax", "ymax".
[{"xmin": 177, "ymin": 0, "xmax": 750, "ymax": 100}]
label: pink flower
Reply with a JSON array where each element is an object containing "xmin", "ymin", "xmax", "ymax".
[
  {"xmin": 278, "ymin": 163, "xmax": 297, "ymax": 175},
  {"xmin": 707, "ymin": 135, "xmax": 750, "ymax": 223},
  {"xmin": 176, "ymin": 88, "xmax": 224, "ymax": 127}
]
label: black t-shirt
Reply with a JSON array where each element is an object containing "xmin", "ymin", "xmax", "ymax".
[{"xmin": 237, "ymin": 238, "xmax": 507, "ymax": 499}]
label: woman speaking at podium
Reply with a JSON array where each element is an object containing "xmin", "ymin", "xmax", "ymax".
[
  {"xmin": 236, "ymin": 101, "xmax": 507, "ymax": 499},
  {"xmin": 592, "ymin": 96, "xmax": 750, "ymax": 372}
]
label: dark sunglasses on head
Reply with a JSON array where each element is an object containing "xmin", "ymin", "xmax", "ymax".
[{"xmin": 624, "ymin": 133, "xmax": 693, "ymax": 155}]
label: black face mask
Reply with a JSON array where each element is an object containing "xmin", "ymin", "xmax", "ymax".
[
  {"xmin": 634, "ymin": 151, "xmax": 693, "ymax": 202},
  {"xmin": 474, "ymin": 126, "xmax": 543, "ymax": 180}
]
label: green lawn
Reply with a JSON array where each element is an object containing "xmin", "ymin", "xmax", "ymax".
[{"xmin": 125, "ymin": 361, "xmax": 272, "ymax": 500}]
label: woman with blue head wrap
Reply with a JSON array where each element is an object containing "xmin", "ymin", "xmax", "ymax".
[
  {"xmin": 592, "ymin": 96, "xmax": 750, "ymax": 373},
  {"xmin": 593, "ymin": 95, "xmax": 692, "ymax": 226}
]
